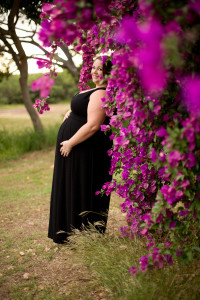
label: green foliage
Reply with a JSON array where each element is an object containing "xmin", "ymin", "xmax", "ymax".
[
  {"xmin": 49, "ymin": 71, "xmax": 77, "ymax": 103},
  {"xmin": 0, "ymin": 71, "xmax": 77, "ymax": 105},
  {"xmin": 0, "ymin": 124, "xmax": 59, "ymax": 161}
]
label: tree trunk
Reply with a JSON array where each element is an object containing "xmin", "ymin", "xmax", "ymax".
[
  {"xmin": 19, "ymin": 56, "xmax": 43, "ymax": 132},
  {"xmin": 19, "ymin": 72, "xmax": 43, "ymax": 132},
  {"xmin": 19, "ymin": 50, "xmax": 43, "ymax": 132},
  {"xmin": 7, "ymin": 0, "xmax": 43, "ymax": 132}
]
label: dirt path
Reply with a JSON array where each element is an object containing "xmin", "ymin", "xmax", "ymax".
[{"xmin": 0, "ymin": 149, "xmax": 125, "ymax": 299}]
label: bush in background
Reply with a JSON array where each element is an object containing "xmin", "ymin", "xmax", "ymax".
[{"xmin": 0, "ymin": 70, "xmax": 77, "ymax": 105}]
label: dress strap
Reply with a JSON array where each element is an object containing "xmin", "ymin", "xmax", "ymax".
[
  {"xmin": 75, "ymin": 87, "xmax": 106, "ymax": 97},
  {"xmin": 88, "ymin": 87, "xmax": 106, "ymax": 94},
  {"xmin": 95, "ymin": 87, "xmax": 106, "ymax": 90}
]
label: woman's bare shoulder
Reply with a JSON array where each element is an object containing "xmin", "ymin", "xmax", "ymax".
[{"xmin": 90, "ymin": 88, "xmax": 106, "ymax": 97}]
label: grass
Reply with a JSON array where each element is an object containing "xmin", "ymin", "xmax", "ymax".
[
  {"xmin": 1, "ymin": 149, "xmax": 200, "ymax": 299},
  {"xmin": 0, "ymin": 103, "xmax": 69, "ymax": 132},
  {"xmin": 1, "ymin": 105, "xmax": 200, "ymax": 299},
  {"xmin": 0, "ymin": 103, "xmax": 70, "ymax": 161},
  {"xmin": 0, "ymin": 103, "xmax": 24, "ymax": 110},
  {"xmin": 0, "ymin": 125, "xmax": 60, "ymax": 161},
  {"xmin": 0, "ymin": 149, "xmax": 109, "ymax": 299},
  {"xmin": 67, "ymin": 227, "xmax": 200, "ymax": 300}
]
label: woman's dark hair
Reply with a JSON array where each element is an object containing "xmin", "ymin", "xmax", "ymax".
[{"xmin": 94, "ymin": 56, "xmax": 112, "ymax": 76}]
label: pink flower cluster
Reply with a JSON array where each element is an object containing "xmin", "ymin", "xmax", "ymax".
[
  {"xmin": 33, "ymin": 99, "xmax": 50, "ymax": 114},
  {"xmin": 116, "ymin": 16, "xmax": 167, "ymax": 95},
  {"xmin": 182, "ymin": 76, "xmax": 200, "ymax": 118},
  {"xmin": 31, "ymin": 75, "xmax": 55, "ymax": 98}
]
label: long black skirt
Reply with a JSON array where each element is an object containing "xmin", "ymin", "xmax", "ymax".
[{"xmin": 48, "ymin": 113, "xmax": 112, "ymax": 243}]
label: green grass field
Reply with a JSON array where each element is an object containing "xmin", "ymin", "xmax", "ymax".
[
  {"xmin": 0, "ymin": 104, "xmax": 70, "ymax": 162},
  {"xmin": 0, "ymin": 105, "xmax": 200, "ymax": 299}
]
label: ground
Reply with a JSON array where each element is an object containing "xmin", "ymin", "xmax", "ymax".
[{"xmin": 0, "ymin": 147, "xmax": 125, "ymax": 300}]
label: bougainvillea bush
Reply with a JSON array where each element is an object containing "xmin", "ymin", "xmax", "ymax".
[{"xmin": 33, "ymin": 0, "xmax": 200, "ymax": 273}]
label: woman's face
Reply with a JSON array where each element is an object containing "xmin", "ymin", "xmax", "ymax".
[{"xmin": 91, "ymin": 59, "xmax": 104, "ymax": 85}]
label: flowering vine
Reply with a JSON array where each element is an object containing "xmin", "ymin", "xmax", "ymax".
[{"xmin": 33, "ymin": 0, "xmax": 200, "ymax": 274}]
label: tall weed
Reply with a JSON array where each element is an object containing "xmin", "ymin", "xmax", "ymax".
[
  {"xmin": 0, "ymin": 124, "xmax": 59, "ymax": 161},
  {"xmin": 68, "ymin": 227, "xmax": 200, "ymax": 300}
]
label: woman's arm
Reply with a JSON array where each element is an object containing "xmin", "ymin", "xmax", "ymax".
[
  {"xmin": 60, "ymin": 89, "xmax": 106, "ymax": 157},
  {"xmin": 63, "ymin": 109, "xmax": 71, "ymax": 122}
]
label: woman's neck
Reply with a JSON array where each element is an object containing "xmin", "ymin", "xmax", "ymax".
[{"xmin": 95, "ymin": 84, "xmax": 107, "ymax": 88}]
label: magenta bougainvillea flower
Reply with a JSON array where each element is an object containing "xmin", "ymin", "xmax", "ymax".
[
  {"xmin": 169, "ymin": 221, "xmax": 176, "ymax": 229},
  {"xmin": 116, "ymin": 16, "xmax": 167, "ymax": 94},
  {"xmin": 33, "ymin": 99, "xmax": 50, "ymax": 114},
  {"xmin": 189, "ymin": 0, "xmax": 200, "ymax": 14},
  {"xmin": 168, "ymin": 150, "xmax": 181, "ymax": 168},
  {"xmin": 182, "ymin": 76, "xmax": 200, "ymax": 117},
  {"xmin": 31, "ymin": 75, "xmax": 55, "ymax": 98}
]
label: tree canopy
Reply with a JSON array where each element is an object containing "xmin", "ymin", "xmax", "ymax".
[{"xmin": 0, "ymin": 0, "xmax": 53, "ymax": 23}]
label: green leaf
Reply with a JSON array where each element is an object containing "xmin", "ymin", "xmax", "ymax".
[
  {"xmin": 192, "ymin": 246, "xmax": 200, "ymax": 253},
  {"xmin": 148, "ymin": 101, "xmax": 154, "ymax": 111},
  {"xmin": 186, "ymin": 251, "xmax": 193, "ymax": 261}
]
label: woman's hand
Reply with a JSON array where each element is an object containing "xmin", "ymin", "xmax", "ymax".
[
  {"xmin": 60, "ymin": 140, "xmax": 73, "ymax": 157},
  {"xmin": 63, "ymin": 109, "xmax": 71, "ymax": 122}
]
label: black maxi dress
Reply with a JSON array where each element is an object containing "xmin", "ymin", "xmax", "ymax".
[{"xmin": 48, "ymin": 87, "xmax": 112, "ymax": 244}]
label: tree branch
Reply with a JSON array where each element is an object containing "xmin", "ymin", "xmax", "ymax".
[
  {"xmin": 8, "ymin": 0, "xmax": 21, "ymax": 31},
  {"xmin": 15, "ymin": 26, "xmax": 37, "ymax": 34},
  {"xmin": 0, "ymin": 34, "xmax": 20, "ymax": 69},
  {"xmin": 59, "ymin": 44, "xmax": 79, "ymax": 77},
  {"xmin": 17, "ymin": 35, "xmax": 34, "ymax": 40},
  {"xmin": 7, "ymin": 0, "xmax": 28, "ymax": 72},
  {"xmin": 0, "ymin": 26, "xmax": 11, "ymax": 35},
  {"xmin": 0, "ymin": 45, "xmax": 6, "ymax": 52}
]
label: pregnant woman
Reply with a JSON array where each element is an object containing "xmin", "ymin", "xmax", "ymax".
[{"xmin": 48, "ymin": 56, "xmax": 113, "ymax": 244}]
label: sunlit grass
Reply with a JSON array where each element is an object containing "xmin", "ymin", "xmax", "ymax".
[
  {"xmin": 0, "ymin": 103, "xmax": 69, "ymax": 132},
  {"xmin": 0, "ymin": 103, "xmax": 24, "ymax": 110},
  {"xmin": 0, "ymin": 125, "xmax": 60, "ymax": 161},
  {"xmin": 0, "ymin": 103, "xmax": 70, "ymax": 161}
]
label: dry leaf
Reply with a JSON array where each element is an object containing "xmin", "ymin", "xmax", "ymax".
[
  {"xmin": 38, "ymin": 284, "xmax": 45, "ymax": 290},
  {"xmin": 20, "ymin": 251, "xmax": 25, "ymax": 256},
  {"xmin": 23, "ymin": 273, "xmax": 30, "ymax": 280},
  {"xmin": 26, "ymin": 249, "xmax": 33, "ymax": 253}
]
